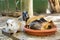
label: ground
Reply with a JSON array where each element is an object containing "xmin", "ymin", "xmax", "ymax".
[{"xmin": 0, "ymin": 14, "xmax": 60, "ymax": 40}]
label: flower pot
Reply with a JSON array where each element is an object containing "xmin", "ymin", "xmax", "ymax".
[
  {"xmin": 24, "ymin": 25, "xmax": 57, "ymax": 36},
  {"xmin": 24, "ymin": 15, "xmax": 57, "ymax": 36}
]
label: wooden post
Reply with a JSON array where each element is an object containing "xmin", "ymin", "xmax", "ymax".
[
  {"xmin": 28, "ymin": 0, "xmax": 33, "ymax": 17},
  {"xmin": 21, "ymin": 0, "xmax": 33, "ymax": 17}
]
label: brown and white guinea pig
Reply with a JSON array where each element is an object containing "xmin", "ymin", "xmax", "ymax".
[
  {"xmin": 41, "ymin": 20, "xmax": 54, "ymax": 30},
  {"xmin": 3, "ymin": 19, "xmax": 26, "ymax": 34},
  {"xmin": 29, "ymin": 18, "xmax": 54, "ymax": 30}
]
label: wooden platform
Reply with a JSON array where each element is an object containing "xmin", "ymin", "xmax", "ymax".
[
  {"xmin": 1, "ymin": 15, "xmax": 60, "ymax": 40},
  {"xmin": 2, "ymin": 29, "xmax": 60, "ymax": 40}
]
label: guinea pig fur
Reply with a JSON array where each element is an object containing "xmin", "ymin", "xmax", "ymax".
[{"xmin": 3, "ymin": 19, "xmax": 26, "ymax": 34}]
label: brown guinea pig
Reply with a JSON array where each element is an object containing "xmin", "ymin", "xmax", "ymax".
[{"xmin": 41, "ymin": 21, "xmax": 54, "ymax": 30}]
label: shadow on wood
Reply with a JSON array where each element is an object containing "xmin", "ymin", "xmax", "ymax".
[{"xmin": 2, "ymin": 31, "xmax": 20, "ymax": 40}]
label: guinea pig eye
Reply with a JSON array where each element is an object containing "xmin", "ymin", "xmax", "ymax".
[
  {"xmin": 11, "ymin": 24, "xmax": 12, "ymax": 26},
  {"xmin": 48, "ymin": 25, "xmax": 51, "ymax": 29}
]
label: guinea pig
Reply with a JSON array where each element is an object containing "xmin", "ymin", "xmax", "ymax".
[
  {"xmin": 29, "ymin": 18, "xmax": 54, "ymax": 30},
  {"xmin": 41, "ymin": 21, "xmax": 54, "ymax": 30},
  {"xmin": 3, "ymin": 19, "xmax": 26, "ymax": 34},
  {"xmin": 29, "ymin": 22, "xmax": 41, "ymax": 30}
]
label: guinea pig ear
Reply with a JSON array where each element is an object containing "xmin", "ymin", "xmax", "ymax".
[{"xmin": 48, "ymin": 20, "xmax": 53, "ymax": 23}]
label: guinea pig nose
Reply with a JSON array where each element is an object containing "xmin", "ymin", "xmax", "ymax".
[{"xmin": 9, "ymin": 29, "xmax": 11, "ymax": 31}]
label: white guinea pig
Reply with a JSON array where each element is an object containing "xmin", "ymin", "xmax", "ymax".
[{"xmin": 3, "ymin": 19, "xmax": 26, "ymax": 34}]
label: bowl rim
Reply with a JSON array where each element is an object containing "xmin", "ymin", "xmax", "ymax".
[{"xmin": 24, "ymin": 25, "xmax": 57, "ymax": 33}]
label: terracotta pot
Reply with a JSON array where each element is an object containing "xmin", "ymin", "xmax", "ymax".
[
  {"xmin": 24, "ymin": 25, "xmax": 57, "ymax": 36},
  {"xmin": 24, "ymin": 15, "xmax": 57, "ymax": 36}
]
